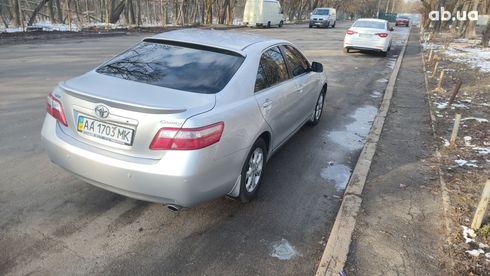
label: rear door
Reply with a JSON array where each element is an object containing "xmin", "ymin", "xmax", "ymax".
[
  {"xmin": 254, "ymin": 46, "xmax": 302, "ymax": 149},
  {"xmin": 280, "ymin": 44, "xmax": 319, "ymax": 123}
]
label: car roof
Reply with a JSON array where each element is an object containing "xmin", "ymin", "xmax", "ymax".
[
  {"xmin": 148, "ymin": 29, "xmax": 275, "ymax": 53},
  {"xmin": 355, "ymin": 18, "xmax": 388, "ymax": 23}
]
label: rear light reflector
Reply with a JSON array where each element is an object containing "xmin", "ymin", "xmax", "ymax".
[
  {"xmin": 47, "ymin": 93, "xmax": 68, "ymax": 126},
  {"xmin": 150, "ymin": 122, "xmax": 224, "ymax": 150},
  {"xmin": 376, "ymin": 33, "xmax": 389, "ymax": 38},
  {"xmin": 346, "ymin": 29, "xmax": 357, "ymax": 35}
]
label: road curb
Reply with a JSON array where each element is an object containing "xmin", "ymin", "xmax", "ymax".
[{"xmin": 315, "ymin": 31, "xmax": 410, "ymax": 276}]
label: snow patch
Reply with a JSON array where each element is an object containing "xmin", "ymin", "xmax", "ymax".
[
  {"xmin": 461, "ymin": 117, "xmax": 489, "ymax": 123},
  {"xmin": 474, "ymin": 147, "xmax": 490, "ymax": 155},
  {"xmin": 442, "ymin": 138, "xmax": 450, "ymax": 147},
  {"xmin": 462, "ymin": 226, "xmax": 477, "ymax": 243},
  {"xmin": 370, "ymin": 90, "xmax": 382, "ymax": 98},
  {"xmin": 270, "ymin": 239, "xmax": 301, "ymax": 260},
  {"xmin": 464, "ymin": 136, "xmax": 474, "ymax": 147},
  {"xmin": 444, "ymin": 46, "xmax": 490, "ymax": 73},
  {"xmin": 467, "ymin": 249, "xmax": 484, "ymax": 257},
  {"xmin": 455, "ymin": 159, "xmax": 479, "ymax": 168},
  {"xmin": 436, "ymin": 102, "xmax": 448, "ymax": 109}
]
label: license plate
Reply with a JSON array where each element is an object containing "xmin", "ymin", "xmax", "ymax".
[
  {"xmin": 77, "ymin": 115, "xmax": 134, "ymax": 146},
  {"xmin": 359, "ymin": 34, "xmax": 371, "ymax": 38}
]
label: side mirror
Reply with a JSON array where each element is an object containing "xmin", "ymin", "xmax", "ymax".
[
  {"xmin": 389, "ymin": 27, "xmax": 394, "ymax": 31},
  {"xmin": 311, "ymin": 62, "xmax": 323, "ymax": 73}
]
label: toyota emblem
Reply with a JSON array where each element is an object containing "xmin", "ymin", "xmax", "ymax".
[{"xmin": 94, "ymin": 105, "xmax": 110, "ymax": 119}]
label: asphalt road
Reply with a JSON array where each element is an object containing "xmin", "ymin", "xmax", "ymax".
[{"xmin": 0, "ymin": 23, "xmax": 409, "ymax": 275}]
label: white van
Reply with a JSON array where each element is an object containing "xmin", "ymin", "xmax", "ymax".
[
  {"xmin": 309, "ymin": 8, "xmax": 337, "ymax": 28},
  {"xmin": 243, "ymin": 0, "xmax": 284, "ymax": 28}
]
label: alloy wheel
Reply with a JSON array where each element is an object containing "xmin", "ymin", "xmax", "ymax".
[{"xmin": 245, "ymin": 147, "xmax": 264, "ymax": 192}]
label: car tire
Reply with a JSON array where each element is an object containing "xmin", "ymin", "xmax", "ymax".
[
  {"xmin": 279, "ymin": 20, "xmax": 283, "ymax": 28},
  {"xmin": 267, "ymin": 21, "xmax": 271, "ymax": 28},
  {"xmin": 309, "ymin": 87, "xmax": 326, "ymax": 126},
  {"xmin": 332, "ymin": 21, "xmax": 336, "ymax": 28},
  {"xmin": 309, "ymin": 24, "xmax": 312, "ymax": 28},
  {"xmin": 381, "ymin": 50, "xmax": 388, "ymax": 57},
  {"xmin": 343, "ymin": 47, "xmax": 349, "ymax": 53},
  {"xmin": 239, "ymin": 138, "xmax": 267, "ymax": 202}
]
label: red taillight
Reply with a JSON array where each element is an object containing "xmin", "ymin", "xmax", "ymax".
[
  {"xmin": 346, "ymin": 29, "xmax": 357, "ymax": 35},
  {"xmin": 47, "ymin": 93, "xmax": 68, "ymax": 126},
  {"xmin": 150, "ymin": 122, "xmax": 224, "ymax": 150},
  {"xmin": 376, "ymin": 33, "xmax": 389, "ymax": 38}
]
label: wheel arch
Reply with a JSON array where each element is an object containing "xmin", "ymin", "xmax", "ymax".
[{"xmin": 257, "ymin": 131, "xmax": 272, "ymax": 156}]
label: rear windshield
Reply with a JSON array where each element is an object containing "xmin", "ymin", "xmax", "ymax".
[
  {"xmin": 96, "ymin": 40, "xmax": 245, "ymax": 94},
  {"xmin": 398, "ymin": 16, "xmax": 409, "ymax": 19},
  {"xmin": 313, "ymin": 9, "xmax": 329, "ymax": 15},
  {"xmin": 353, "ymin": 20, "xmax": 385, "ymax": 29}
]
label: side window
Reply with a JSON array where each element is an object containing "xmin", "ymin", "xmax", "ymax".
[
  {"xmin": 255, "ymin": 64, "xmax": 268, "ymax": 92},
  {"xmin": 281, "ymin": 45, "xmax": 310, "ymax": 77},
  {"xmin": 254, "ymin": 46, "xmax": 289, "ymax": 92}
]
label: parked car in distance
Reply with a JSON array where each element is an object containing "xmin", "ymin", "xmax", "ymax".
[
  {"xmin": 395, "ymin": 15, "xmax": 410, "ymax": 27},
  {"xmin": 343, "ymin": 18, "xmax": 393, "ymax": 56},
  {"xmin": 309, "ymin": 7, "xmax": 337, "ymax": 28},
  {"xmin": 41, "ymin": 29, "xmax": 328, "ymax": 210},
  {"xmin": 243, "ymin": 0, "xmax": 284, "ymax": 28}
]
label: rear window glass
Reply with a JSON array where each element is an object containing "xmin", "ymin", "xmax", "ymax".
[
  {"xmin": 313, "ymin": 9, "xmax": 329, "ymax": 15},
  {"xmin": 353, "ymin": 20, "xmax": 385, "ymax": 29},
  {"xmin": 96, "ymin": 40, "xmax": 244, "ymax": 94}
]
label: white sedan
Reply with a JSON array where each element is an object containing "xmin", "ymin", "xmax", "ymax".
[{"xmin": 343, "ymin": 18, "xmax": 393, "ymax": 56}]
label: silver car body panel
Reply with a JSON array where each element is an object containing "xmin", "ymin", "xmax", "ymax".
[{"xmin": 41, "ymin": 29, "xmax": 327, "ymax": 207}]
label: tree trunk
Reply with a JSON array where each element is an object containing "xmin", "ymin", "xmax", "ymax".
[
  {"xmin": 226, "ymin": 0, "xmax": 235, "ymax": 25},
  {"xmin": 109, "ymin": 1, "xmax": 125, "ymax": 23},
  {"xmin": 84, "ymin": 0, "xmax": 90, "ymax": 23},
  {"xmin": 125, "ymin": 0, "xmax": 135, "ymax": 24},
  {"xmin": 482, "ymin": 22, "xmax": 490, "ymax": 47},
  {"xmin": 464, "ymin": 0, "xmax": 480, "ymax": 39},
  {"xmin": 137, "ymin": 0, "xmax": 141, "ymax": 26},
  {"xmin": 28, "ymin": 0, "xmax": 49, "ymax": 26},
  {"xmin": 204, "ymin": 0, "xmax": 212, "ymax": 24},
  {"xmin": 54, "ymin": 0, "xmax": 63, "ymax": 23},
  {"xmin": 12, "ymin": 0, "xmax": 21, "ymax": 27},
  {"xmin": 219, "ymin": 0, "xmax": 229, "ymax": 24},
  {"xmin": 48, "ymin": 0, "xmax": 55, "ymax": 23},
  {"xmin": 71, "ymin": 0, "xmax": 81, "ymax": 25}
]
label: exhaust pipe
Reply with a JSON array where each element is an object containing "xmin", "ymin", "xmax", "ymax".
[{"xmin": 167, "ymin": 204, "xmax": 182, "ymax": 212}]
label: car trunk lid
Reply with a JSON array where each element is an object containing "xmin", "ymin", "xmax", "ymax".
[{"xmin": 57, "ymin": 71, "xmax": 216, "ymax": 160}]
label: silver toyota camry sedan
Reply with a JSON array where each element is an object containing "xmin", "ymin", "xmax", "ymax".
[{"xmin": 41, "ymin": 29, "xmax": 328, "ymax": 210}]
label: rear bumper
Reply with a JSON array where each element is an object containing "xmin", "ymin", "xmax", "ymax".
[
  {"xmin": 344, "ymin": 45, "xmax": 386, "ymax": 52},
  {"xmin": 41, "ymin": 115, "xmax": 247, "ymax": 207},
  {"xmin": 395, "ymin": 21, "xmax": 409, "ymax": 26},
  {"xmin": 344, "ymin": 37, "xmax": 389, "ymax": 52}
]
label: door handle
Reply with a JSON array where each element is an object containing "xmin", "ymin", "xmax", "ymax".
[
  {"xmin": 296, "ymin": 84, "xmax": 305, "ymax": 93},
  {"xmin": 262, "ymin": 99, "xmax": 272, "ymax": 111}
]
